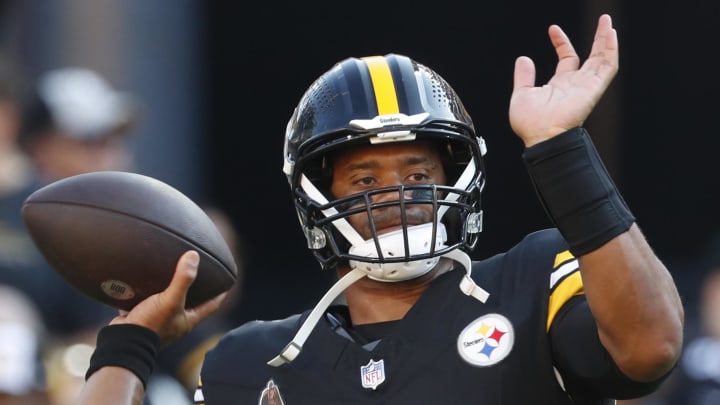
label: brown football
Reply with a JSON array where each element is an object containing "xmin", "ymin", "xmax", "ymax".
[{"xmin": 21, "ymin": 171, "xmax": 238, "ymax": 311}]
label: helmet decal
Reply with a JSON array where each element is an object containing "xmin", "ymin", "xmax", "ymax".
[{"xmin": 362, "ymin": 56, "xmax": 400, "ymax": 115}]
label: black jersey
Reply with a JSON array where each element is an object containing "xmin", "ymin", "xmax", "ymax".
[{"xmin": 196, "ymin": 229, "xmax": 666, "ymax": 404}]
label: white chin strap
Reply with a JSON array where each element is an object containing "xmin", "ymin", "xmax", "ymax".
[{"xmin": 268, "ymin": 158, "xmax": 489, "ymax": 367}]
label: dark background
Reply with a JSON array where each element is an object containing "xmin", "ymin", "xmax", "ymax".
[{"xmin": 200, "ymin": 1, "xmax": 720, "ymax": 323}]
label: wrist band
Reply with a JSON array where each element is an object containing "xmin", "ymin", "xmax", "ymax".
[
  {"xmin": 522, "ymin": 127, "xmax": 635, "ymax": 256},
  {"xmin": 85, "ymin": 324, "xmax": 160, "ymax": 389}
]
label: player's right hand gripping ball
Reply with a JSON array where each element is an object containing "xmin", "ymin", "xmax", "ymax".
[{"xmin": 22, "ymin": 171, "xmax": 238, "ymax": 310}]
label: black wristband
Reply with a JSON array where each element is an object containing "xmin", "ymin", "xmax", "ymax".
[
  {"xmin": 85, "ymin": 324, "xmax": 161, "ymax": 389},
  {"xmin": 522, "ymin": 127, "xmax": 635, "ymax": 256}
]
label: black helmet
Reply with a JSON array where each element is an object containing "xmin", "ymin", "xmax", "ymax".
[{"xmin": 282, "ymin": 54, "xmax": 487, "ymax": 279}]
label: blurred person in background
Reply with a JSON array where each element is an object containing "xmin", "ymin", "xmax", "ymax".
[
  {"xmin": 15, "ymin": 67, "xmax": 232, "ymax": 405},
  {"xmin": 0, "ymin": 66, "xmax": 141, "ymax": 404},
  {"xmin": 0, "ymin": 284, "xmax": 53, "ymax": 405},
  {"xmin": 662, "ymin": 240, "xmax": 720, "ymax": 405},
  {"xmin": 0, "ymin": 52, "xmax": 58, "ymax": 404},
  {"xmin": 19, "ymin": 67, "xmax": 138, "ymax": 184},
  {"xmin": 18, "ymin": 67, "xmax": 217, "ymax": 405},
  {"xmin": 0, "ymin": 50, "xmax": 35, "ymax": 275},
  {"xmin": 11, "ymin": 66, "xmax": 138, "ymax": 338}
]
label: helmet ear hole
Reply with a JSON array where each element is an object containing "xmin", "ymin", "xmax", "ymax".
[
  {"xmin": 442, "ymin": 207, "xmax": 462, "ymax": 246},
  {"xmin": 302, "ymin": 155, "xmax": 333, "ymax": 191},
  {"xmin": 438, "ymin": 138, "xmax": 474, "ymax": 186}
]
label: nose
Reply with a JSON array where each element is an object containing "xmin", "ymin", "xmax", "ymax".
[{"xmin": 370, "ymin": 185, "xmax": 434, "ymax": 205}]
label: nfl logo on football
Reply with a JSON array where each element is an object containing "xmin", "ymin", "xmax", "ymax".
[{"xmin": 360, "ymin": 359, "xmax": 385, "ymax": 390}]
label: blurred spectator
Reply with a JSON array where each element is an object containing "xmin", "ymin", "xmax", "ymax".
[
  {"xmin": 0, "ymin": 284, "xmax": 53, "ymax": 405},
  {"xmin": 7, "ymin": 66, "xmax": 141, "ymax": 338},
  {"xmin": 17, "ymin": 67, "xmax": 145, "ymax": 404},
  {"xmin": 0, "ymin": 51, "xmax": 54, "ymax": 405},
  {"xmin": 19, "ymin": 67, "xmax": 139, "ymax": 183},
  {"xmin": 0, "ymin": 50, "xmax": 34, "ymax": 271},
  {"xmin": 2, "ymin": 61, "xmax": 236, "ymax": 404},
  {"xmin": 662, "ymin": 246, "xmax": 720, "ymax": 405}
]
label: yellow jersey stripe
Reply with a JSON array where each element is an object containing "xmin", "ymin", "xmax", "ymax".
[
  {"xmin": 546, "ymin": 271, "xmax": 584, "ymax": 331},
  {"xmin": 363, "ymin": 56, "xmax": 400, "ymax": 115},
  {"xmin": 553, "ymin": 250, "xmax": 574, "ymax": 268}
]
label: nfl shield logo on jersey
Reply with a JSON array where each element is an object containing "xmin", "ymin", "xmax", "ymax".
[{"xmin": 360, "ymin": 359, "xmax": 386, "ymax": 390}]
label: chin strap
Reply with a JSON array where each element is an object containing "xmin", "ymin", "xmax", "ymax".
[
  {"xmin": 444, "ymin": 249, "xmax": 489, "ymax": 302},
  {"xmin": 267, "ymin": 249, "xmax": 489, "ymax": 367},
  {"xmin": 267, "ymin": 267, "xmax": 367, "ymax": 367}
]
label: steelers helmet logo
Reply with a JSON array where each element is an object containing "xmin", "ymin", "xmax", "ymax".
[{"xmin": 457, "ymin": 313, "xmax": 514, "ymax": 367}]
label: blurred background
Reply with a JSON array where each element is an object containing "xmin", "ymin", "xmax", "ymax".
[{"xmin": 0, "ymin": 0, "xmax": 718, "ymax": 403}]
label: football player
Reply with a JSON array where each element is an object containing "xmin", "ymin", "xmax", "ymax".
[{"xmin": 77, "ymin": 14, "xmax": 683, "ymax": 404}]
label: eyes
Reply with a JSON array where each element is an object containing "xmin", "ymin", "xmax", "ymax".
[
  {"xmin": 351, "ymin": 171, "xmax": 432, "ymax": 189},
  {"xmin": 329, "ymin": 143, "xmax": 448, "ymax": 198}
]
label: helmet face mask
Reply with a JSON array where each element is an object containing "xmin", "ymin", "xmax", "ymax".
[{"xmin": 283, "ymin": 54, "xmax": 486, "ymax": 280}]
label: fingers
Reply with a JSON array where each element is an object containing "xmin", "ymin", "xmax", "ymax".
[
  {"xmin": 164, "ymin": 250, "xmax": 200, "ymax": 307},
  {"xmin": 549, "ymin": 14, "xmax": 618, "ymax": 79},
  {"xmin": 548, "ymin": 24, "xmax": 579, "ymax": 75},
  {"xmin": 591, "ymin": 14, "xmax": 617, "ymax": 56},
  {"xmin": 512, "ymin": 56, "xmax": 536, "ymax": 91},
  {"xmin": 587, "ymin": 14, "xmax": 619, "ymax": 74}
]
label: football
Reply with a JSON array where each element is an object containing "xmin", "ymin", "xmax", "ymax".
[{"xmin": 21, "ymin": 171, "xmax": 238, "ymax": 311}]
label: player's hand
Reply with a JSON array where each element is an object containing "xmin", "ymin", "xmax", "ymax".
[
  {"xmin": 108, "ymin": 250, "xmax": 227, "ymax": 344},
  {"xmin": 509, "ymin": 14, "xmax": 619, "ymax": 147}
]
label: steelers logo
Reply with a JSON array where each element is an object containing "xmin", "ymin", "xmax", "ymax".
[{"xmin": 457, "ymin": 313, "xmax": 514, "ymax": 367}]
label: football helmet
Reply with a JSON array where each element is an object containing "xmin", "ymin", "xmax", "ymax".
[
  {"xmin": 283, "ymin": 53, "xmax": 487, "ymax": 280},
  {"xmin": 271, "ymin": 54, "xmax": 490, "ymax": 367}
]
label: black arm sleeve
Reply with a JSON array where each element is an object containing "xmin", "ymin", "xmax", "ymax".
[{"xmin": 549, "ymin": 296, "xmax": 674, "ymax": 400}]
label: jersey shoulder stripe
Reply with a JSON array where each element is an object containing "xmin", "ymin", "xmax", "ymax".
[{"xmin": 547, "ymin": 251, "xmax": 583, "ymax": 331}]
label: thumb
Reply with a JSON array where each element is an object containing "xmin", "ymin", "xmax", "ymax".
[
  {"xmin": 164, "ymin": 250, "xmax": 200, "ymax": 305},
  {"xmin": 513, "ymin": 56, "xmax": 536, "ymax": 91}
]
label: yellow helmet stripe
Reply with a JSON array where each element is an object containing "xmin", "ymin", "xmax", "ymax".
[{"xmin": 362, "ymin": 56, "xmax": 400, "ymax": 115}]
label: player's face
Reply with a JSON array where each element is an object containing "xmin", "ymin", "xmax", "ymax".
[{"xmin": 330, "ymin": 140, "xmax": 447, "ymax": 240}]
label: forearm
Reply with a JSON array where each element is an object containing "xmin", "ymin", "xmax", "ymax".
[
  {"xmin": 523, "ymin": 127, "xmax": 684, "ymax": 380},
  {"xmin": 76, "ymin": 366, "xmax": 146, "ymax": 405},
  {"xmin": 580, "ymin": 225, "xmax": 684, "ymax": 381}
]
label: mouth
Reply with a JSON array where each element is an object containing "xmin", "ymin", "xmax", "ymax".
[
  {"xmin": 369, "ymin": 218, "xmax": 435, "ymax": 238},
  {"xmin": 374, "ymin": 224, "xmax": 404, "ymax": 236},
  {"xmin": 352, "ymin": 205, "xmax": 437, "ymax": 240}
]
